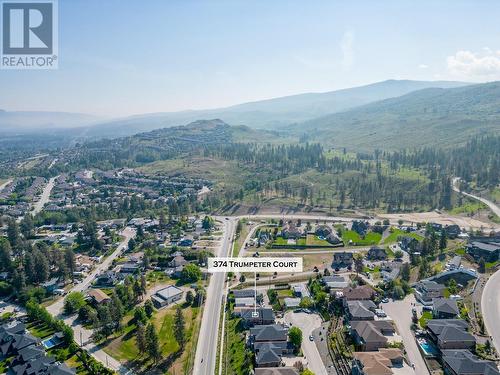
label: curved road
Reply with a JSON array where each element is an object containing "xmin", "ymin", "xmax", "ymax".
[{"xmin": 454, "ymin": 178, "xmax": 500, "ymax": 357}]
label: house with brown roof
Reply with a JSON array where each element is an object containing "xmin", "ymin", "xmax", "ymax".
[
  {"xmin": 350, "ymin": 320, "xmax": 395, "ymax": 351},
  {"xmin": 87, "ymin": 289, "xmax": 111, "ymax": 305},
  {"xmin": 352, "ymin": 348, "xmax": 404, "ymax": 375},
  {"xmin": 341, "ymin": 285, "xmax": 376, "ymax": 305}
]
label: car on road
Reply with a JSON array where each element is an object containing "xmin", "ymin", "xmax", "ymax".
[
  {"xmin": 381, "ymin": 297, "xmax": 389, "ymax": 303},
  {"xmin": 309, "ymin": 335, "xmax": 314, "ymax": 341}
]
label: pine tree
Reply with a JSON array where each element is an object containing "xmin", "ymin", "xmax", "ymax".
[
  {"xmin": 174, "ymin": 306, "xmax": 185, "ymax": 349},
  {"xmin": 136, "ymin": 322, "xmax": 147, "ymax": 354},
  {"xmin": 146, "ymin": 323, "xmax": 161, "ymax": 363}
]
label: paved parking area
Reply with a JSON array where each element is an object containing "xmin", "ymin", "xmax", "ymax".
[
  {"xmin": 283, "ymin": 311, "xmax": 328, "ymax": 375},
  {"xmin": 383, "ymin": 295, "xmax": 425, "ymax": 375}
]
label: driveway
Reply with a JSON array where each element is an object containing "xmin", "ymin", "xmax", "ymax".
[
  {"xmin": 283, "ymin": 311, "xmax": 328, "ymax": 375},
  {"xmin": 383, "ymin": 295, "xmax": 424, "ymax": 375}
]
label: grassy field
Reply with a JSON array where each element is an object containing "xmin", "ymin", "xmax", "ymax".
[
  {"xmin": 342, "ymin": 230, "xmax": 381, "ymax": 246},
  {"xmin": 450, "ymin": 198, "xmax": 487, "ymax": 215},
  {"xmin": 383, "ymin": 228, "xmax": 423, "ymax": 244},
  {"xmin": 103, "ymin": 304, "xmax": 200, "ymax": 374},
  {"xmin": 220, "ymin": 315, "xmax": 251, "ymax": 375},
  {"xmin": 26, "ymin": 321, "xmax": 55, "ymax": 339},
  {"xmin": 232, "ymin": 219, "xmax": 250, "ymax": 256}
]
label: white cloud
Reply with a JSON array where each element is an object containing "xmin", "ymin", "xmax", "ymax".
[
  {"xmin": 447, "ymin": 49, "xmax": 500, "ymax": 79},
  {"xmin": 418, "ymin": 64, "xmax": 429, "ymax": 69},
  {"xmin": 340, "ymin": 31, "xmax": 354, "ymax": 70}
]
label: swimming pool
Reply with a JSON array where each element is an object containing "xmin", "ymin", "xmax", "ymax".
[
  {"xmin": 42, "ymin": 338, "xmax": 57, "ymax": 349},
  {"xmin": 418, "ymin": 339, "xmax": 439, "ymax": 357}
]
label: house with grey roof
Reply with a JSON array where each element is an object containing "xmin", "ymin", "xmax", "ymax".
[
  {"xmin": 237, "ymin": 308, "xmax": 275, "ymax": 327},
  {"xmin": 467, "ymin": 241, "xmax": 500, "ymax": 262},
  {"xmin": 249, "ymin": 325, "xmax": 291, "ymax": 368},
  {"xmin": 441, "ymin": 349, "xmax": 500, "ymax": 375},
  {"xmin": 322, "ymin": 275, "xmax": 349, "ymax": 289},
  {"xmin": 433, "ymin": 298, "xmax": 459, "ymax": 319},
  {"xmin": 426, "ymin": 320, "xmax": 476, "ymax": 350},
  {"xmin": 414, "ymin": 280, "xmax": 445, "ymax": 305},
  {"xmin": 255, "ymin": 368, "xmax": 299, "ymax": 375},
  {"xmin": 151, "ymin": 285, "xmax": 183, "ymax": 308},
  {"xmin": 347, "ymin": 300, "xmax": 377, "ymax": 321}
]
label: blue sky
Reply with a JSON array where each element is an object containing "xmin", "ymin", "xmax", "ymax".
[{"xmin": 2, "ymin": 0, "xmax": 500, "ymax": 116}]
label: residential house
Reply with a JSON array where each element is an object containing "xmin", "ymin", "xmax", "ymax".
[
  {"xmin": 168, "ymin": 254, "xmax": 188, "ymax": 268},
  {"xmin": 280, "ymin": 222, "xmax": 302, "ymax": 239},
  {"xmin": 332, "ymin": 252, "xmax": 353, "ymax": 268},
  {"xmin": 94, "ymin": 271, "xmax": 118, "ymax": 287},
  {"xmin": 292, "ymin": 284, "xmax": 310, "ymax": 298},
  {"xmin": 467, "ymin": 241, "xmax": 500, "ymax": 262},
  {"xmin": 235, "ymin": 297, "xmax": 256, "ymax": 308},
  {"xmin": 400, "ymin": 237, "xmax": 419, "ymax": 252},
  {"xmin": 40, "ymin": 278, "xmax": 59, "ymax": 294},
  {"xmin": 341, "ymin": 285, "xmax": 376, "ymax": 304},
  {"xmin": 237, "ymin": 308, "xmax": 275, "ymax": 327},
  {"xmin": 87, "ymin": 289, "xmax": 111, "ymax": 305},
  {"xmin": 283, "ymin": 298, "xmax": 301, "ymax": 308},
  {"xmin": 255, "ymin": 368, "xmax": 299, "ymax": 375},
  {"xmin": 350, "ymin": 320, "xmax": 395, "ymax": 351},
  {"xmin": 249, "ymin": 324, "xmax": 291, "ymax": 368},
  {"xmin": 347, "ymin": 300, "xmax": 377, "ymax": 321},
  {"xmin": 449, "ymin": 256, "xmax": 462, "ymax": 271},
  {"xmin": 119, "ymin": 262, "xmax": 140, "ymax": 273},
  {"xmin": 433, "ymin": 298, "xmax": 459, "ymax": 319},
  {"xmin": 352, "ymin": 221, "xmax": 369, "ymax": 237},
  {"xmin": 322, "ymin": 275, "xmax": 349, "ymax": 289},
  {"xmin": 315, "ymin": 225, "xmax": 342, "ymax": 245},
  {"xmin": 233, "ymin": 289, "xmax": 258, "ymax": 299},
  {"xmin": 367, "ymin": 247, "xmax": 387, "ymax": 261},
  {"xmin": 151, "ymin": 285, "xmax": 184, "ymax": 308},
  {"xmin": 445, "ymin": 225, "xmax": 461, "ymax": 239},
  {"xmin": 426, "ymin": 320, "xmax": 476, "ymax": 350},
  {"xmin": 441, "ymin": 349, "xmax": 500, "ymax": 375},
  {"xmin": 414, "ymin": 280, "xmax": 445, "ymax": 306},
  {"xmin": 352, "ymin": 348, "xmax": 404, "ymax": 375}
]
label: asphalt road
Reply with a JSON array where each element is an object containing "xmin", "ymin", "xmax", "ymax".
[
  {"xmin": 452, "ymin": 177, "xmax": 500, "ymax": 218},
  {"xmin": 193, "ymin": 218, "xmax": 235, "ymax": 375},
  {"xmin": 45, "ymin": 227, "xmax": 136, "ymax": 374},
  {"xmin": 31, "ymin": 176, "xmax": 58, "ymax": 215},
  {"xmin": 482, "ymin": 268, "xmax": 500, "ymax": 356},
  {"xmin": 383, "ymin": 296, "xmax": 423, "ymax": 375},
  {"xmin": 284, "ymin": 311, "xmax": 327, "ymax": 375}
]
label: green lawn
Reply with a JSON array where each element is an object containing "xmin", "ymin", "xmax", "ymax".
[
  {"xmin": 26, "ymin": 321, "xmax": 55, "ymax": 339},
  {"xmin": 306, "ymin": 234, "xmax": 332, "ymax": 246},
  {"xmin": 383, "ymin": 228, "xmax": 423, "ymax": 244},
  {"xmin": 486, "ymin": 260, "xmax": 500, "ymax": 270},
  {"xmin": 363, "ymin": 266, "xmax": 381, "ymax": 274},
  {"xmin": 342, "ymin": 230, "xmax": 381, "ymax": 246},
  {"xmin": 419, "ymin": 311, "xmax": 433, "ymax": 328}
]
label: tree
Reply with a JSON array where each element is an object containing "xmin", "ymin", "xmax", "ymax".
[
  {"xmin": 447, "ymin": 278, "xmax": 458, "ymax": 295},
  {"xmin": 288, "ymin": 326, "xmax": 302, "ymax": 349},
  {"xmin": 302, "ymin": 370, "xmax": 315, "ymax": 375},
  {"xmin": 202, "ymin": 216, "xmax": 214, "ymax": 231},
  {"xmin": 174, "ymin": 306, "xmax": 185, "ymax": 349},
  {"xmin": 128, "ymin": 238, "xmax": 136, "ymax": 252},
  {"xmin": 144, "ymin": 300, "xmax": 154, "ymax": 317},
  {"xmin": 354, "ymin": 253, "xmax": 364, "ymax": 275},
  {"xmin": 136, "ymin": 322, "xmax": 147, "ymax": 354},
  {"xmin": 478, "ymin": 257, "xmax": 486, "ymax": 273},
  {"xmin": 186, "ymin": 291, "xmax": 194, "ymax": 305},
  {"xmin": 181, "ymin": 264, "xmax": 201, "ymax": 283},
  {"xmin": 394, "ymin": 250, "xmax": 404, "ymax": 260},
  {"xmin": 299, "ymin": 297, "xmax": 313, "ymax": 309},
  {"xmin": 401, "ymin": 263, "xmax": 410, "ymax": 282},
  {"xmin": 146, "ymin": 323, "xmax": 161, "ymax": 363},
  {"xmin": 439, "ymin": 230, "xmax": 447, "ymax": 250},
  {"xmin": 392, "ymin": 285, "xmax": 405, "ymax": 300},
  {"xmin": 0, "ymin": 240, "xmax": 12, "ymax": 271},
  {"xmin": 7, "ymin": 219, "xmax": 21, "ymax": 250},
  {"xmin": 64, "ymin": 292, "xmax": 86, "ymax": 314},
  {"xmin": 134, "ymin": 307, "xmax": 147, "ymax": 324}
]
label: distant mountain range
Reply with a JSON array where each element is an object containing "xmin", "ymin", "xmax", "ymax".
[
  {"xmin": 0, "ymin": 110, "xmax": 102, "ymax": 133},
  {"xmin": 84, "ymin": 79, "xmax": 469, "ymax": 137},
  {"xmin": 293, "ymin": 81, "xmax": 500, "ymax": 150}
]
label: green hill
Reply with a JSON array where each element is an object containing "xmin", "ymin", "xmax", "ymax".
[{"xmin": 294, "ymin": 81, "xmax": 500, "ymax": 150}]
